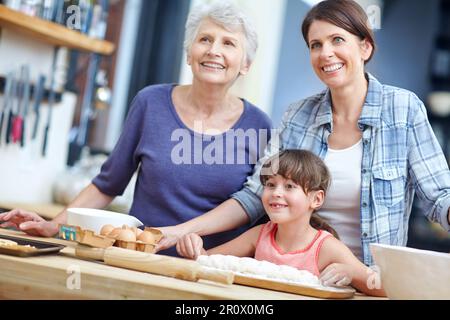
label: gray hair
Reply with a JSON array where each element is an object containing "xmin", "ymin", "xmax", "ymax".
[{"xmin": 184, "ymin": 1, "xmax": 258, "ymax": 65}]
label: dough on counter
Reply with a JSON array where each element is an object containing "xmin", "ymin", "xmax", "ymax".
[
  {"xmin": 197, "ymin": 254, "xmax": 320, "ymax": 286},
  {"xmin": 0, "ymin": 239, "xmax": 18, "ymax": 247}
]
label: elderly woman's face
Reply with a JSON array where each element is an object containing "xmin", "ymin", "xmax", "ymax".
[
  {"xmin": 188, "ymin": 18, "xmax": 249, "ymax": 86},
  {"xmin": 307, "ymin": 20, "xmax": 372, "ymax": 90}
]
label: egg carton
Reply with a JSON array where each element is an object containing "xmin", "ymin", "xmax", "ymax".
[
  {"xmin": 59, "ymin": 225, "xmax": 163, "ymax": 253},
  {"xmin": 113, "ymin": 227, "xmax": 163, "ymax": 253},
  {"xmin": 59, "ymin": 224, "xmax": 116, "ymax": 248},
  {"xmin": 114, "ymin": 239, "xmax": 156, "ymax": 253}
]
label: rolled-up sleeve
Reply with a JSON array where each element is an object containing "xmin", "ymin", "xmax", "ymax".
[
  {"xmin": 231, "ymin": 187, "xmax": 265, "ymax": 225},
  {"xmin": 408, "ymin": 97, "xmax": 450, "ymax": 232},
  {"xmin": 436, "ymin": 197, "xmax": 450, "ymax": 231}
]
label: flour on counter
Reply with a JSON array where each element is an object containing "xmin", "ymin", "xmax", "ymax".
[{"xmin": 0, "ymin": 239, "xmax": 18, "ymax": 247}]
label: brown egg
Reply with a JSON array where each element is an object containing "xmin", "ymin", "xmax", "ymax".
[
  {"xmin": 134, "ymin": 227, "xmax": 143, "ymax": 237},
  {"xmin": 137, "ymin": 231, "xmax": 157, "ymax": 243},
  {"xmin": 100, "ymin": 224, "xmax": 115, "ymax": 236},
  {"xmin": 108, "ymin": 227, "xmax": 122, "ymax": 239},
  {"xmin": 116, "ymin": 229, "xmax": 136, "ymax": 242}
]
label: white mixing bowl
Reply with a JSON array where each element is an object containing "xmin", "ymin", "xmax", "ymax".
[
  {"xmin": 66, "ymin": 208, "xmax": 143, "ymax": 234},
  {"xmin": 370, "ymin": 243, "xmax": 450, "ymax": 299}
]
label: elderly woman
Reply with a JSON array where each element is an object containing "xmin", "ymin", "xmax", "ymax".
[
  {"xmin": 158, "ymin": 0, "xmax": 450, "ymax": 269},
  {"xmin": 0, "ymin": 2, "xmax": 272, "ymax": 255}
]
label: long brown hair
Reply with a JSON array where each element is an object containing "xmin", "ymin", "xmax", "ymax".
[
  {"xmin": 260, "ymin": 150, "xmax": 339, "ymax": 239},
  {"xmin": 301, "ymin": 0, "xmax": 376, "ymax": 64}
]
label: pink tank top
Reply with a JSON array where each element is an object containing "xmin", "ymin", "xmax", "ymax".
[{"xmin": 254, "ymin": 222, "xmax": 333, "ymax": 276}]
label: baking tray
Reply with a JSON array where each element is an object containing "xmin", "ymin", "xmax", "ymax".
[{"xmin": 0, "ymin": 234, "xmax": 65, "ymax": 257}]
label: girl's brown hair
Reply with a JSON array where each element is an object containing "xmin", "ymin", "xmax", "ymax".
[
  {"xmin": 301, "ymin": 0, "xmax": 376, "ymax": 64},
  {"xmin": 260, "ymin": 149, "xmax": 339, "ymax": 239}
]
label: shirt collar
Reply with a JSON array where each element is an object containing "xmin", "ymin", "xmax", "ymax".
[{"xmin": 313, "ymin": 73, "xmax": 383, "ymax": 129}]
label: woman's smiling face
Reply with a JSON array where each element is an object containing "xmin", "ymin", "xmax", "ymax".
[
  {"xmin": 188, "ymin": 18, "xmax": 249, "ymax": 86},
  {"xmin": 307, "ymin": 20, "xmax": 372, "ymax": 89}
]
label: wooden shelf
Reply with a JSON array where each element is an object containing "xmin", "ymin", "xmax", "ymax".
[{"xmin": 0, "ymin": 5, "xmax": 115, "ymax": 55}]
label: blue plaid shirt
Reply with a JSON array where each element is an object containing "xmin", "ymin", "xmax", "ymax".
[{"xmin": 232, "ymin": 73, "xmax": 450, "ymax": 266}]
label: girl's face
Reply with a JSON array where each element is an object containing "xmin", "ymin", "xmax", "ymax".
[
  {"xmin": 307, "ymin": 20, "xmax": 373, "ymax": 90},
  {"xmin": 261, "ymin": 175, "xmax": 323, "ymax": 224},
  {"xmin": 188, "ymin": 19, "xmax": 250, "ymax": 86}
]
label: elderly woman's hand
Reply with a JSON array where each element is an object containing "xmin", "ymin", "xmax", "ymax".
[
  {"xmin": 0, "ymin": 209, "xmax": 59, "ymax": 237},
  {"xmin": 176, "ymin": 233, "xmax": 205, "ymax": 260},
  {"xmin": 155, "ymin": 225, "xmax": 190, "ymax": 253}
]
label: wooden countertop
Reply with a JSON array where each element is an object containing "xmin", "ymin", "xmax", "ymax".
[
  {"xmin": 0, "ymin": 229, "xmax": 383, "ymax": 300},
  {"xmin": 0, "ymin": 202, "xmax": 64, "ymax": 219}
]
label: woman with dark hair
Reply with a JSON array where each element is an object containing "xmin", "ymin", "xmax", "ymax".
[{"xmin": 158, "ymin": 0, "xmax": 450, "ymax": 272}]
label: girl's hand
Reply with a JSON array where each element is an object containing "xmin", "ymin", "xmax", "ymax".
[
  {"xmin": 319, "ymin": 263, "xmax": 353, "ymax": 287},
  {"xmin": 176, "ymin": 233, "xmax": 205, "ymax": 260},
  {"xmin": 0, "ymin": 209, "xmax": 59, "ymax": 237}
]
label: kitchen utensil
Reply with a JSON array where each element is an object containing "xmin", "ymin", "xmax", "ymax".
[
  {"xmin": 74, "ymin": 245, "xmax": 234, "ymax": 285},
  {"xmin": 21, "ymin": 65, "xmax": 31, "ymax": 147},
  {"xmin": 80, "ymin": 0, "xmax": 94, "ymax": 34},
  {"xmin": 370, "ymin": 243, "xmax": 450, "ymax": 299},
  {"xmin": 12, "ymin": 65, "xmax": 31, "ymax": 147},
  {"xmin": 53, "ymin": 0, "xmax": 65, "ymax": 25},
  {"xmin": 31, "ymin": 74, "xmax": 46, "ymax": 140},
  {"xmin": 5, "ymin": 71, "xmax": 17, "ymax": 145},
  {"xmin": 66, "ymin": 207, "xmax": 144, "ymax": 235},
  {"xmin": 42, "ymin": 0, "xmax": 55, "ymax": 21},
  {"xmin": 68, "ymin": 53, "xmax": 101, "ymax": 164},
  {"xmin": 0, "ymin": 234, "xmax": 65, "ymax": 257},
  {"xmin": 0, "ymin": 72, "xmax": 13, "ymax": 143},
  {"xmin": 11, "ymin": 66, "xmax": 26, "ymax": 144},
  {"xmin": 42, "ymin": 46, "xmax": 59, "ymax": 156}
]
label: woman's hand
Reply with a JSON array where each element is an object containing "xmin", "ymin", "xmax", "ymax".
[
  {"xmin": 319, "ymin": 263, "xmax": 354, "ymax": 287},
  {"xmin": 176, "ymin": 233, "xmax": 205, "ymax": 260},
  {"xmin": 0, "ymin": 209, "xmax": 59, "ymax": 237}
]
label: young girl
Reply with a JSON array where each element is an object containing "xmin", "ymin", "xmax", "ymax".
[{"xmin": 177, "ymin": 150, "xmax": 385, "ymax": 296}]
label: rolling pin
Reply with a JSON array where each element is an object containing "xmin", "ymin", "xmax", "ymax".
[{"xmin": 75, "ymin": 245, "xmax": 234, "ymax": 285}]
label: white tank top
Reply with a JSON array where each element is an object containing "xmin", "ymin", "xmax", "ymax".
[{"xmin": 319, "ymin": 139, "xmax": 364, "ymax": 261}]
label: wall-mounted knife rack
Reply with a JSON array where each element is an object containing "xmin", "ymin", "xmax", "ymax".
[{"xmin": 0, "ymin": 76, "xmax": 62, "ymax": 104}]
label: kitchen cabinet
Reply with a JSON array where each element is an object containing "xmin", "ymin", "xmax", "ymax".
[
  {"xmin": 0, "ymin": 5, "xmax": 114, "ymax": 55},
  {"xmin": 0, "ymin": 4, "xmax": 115, "ymax": 205}
]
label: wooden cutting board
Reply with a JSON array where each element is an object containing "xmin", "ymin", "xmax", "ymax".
[{"xmin": 233, "ymin": 273, "xmax": 355, "ymax": 299}]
